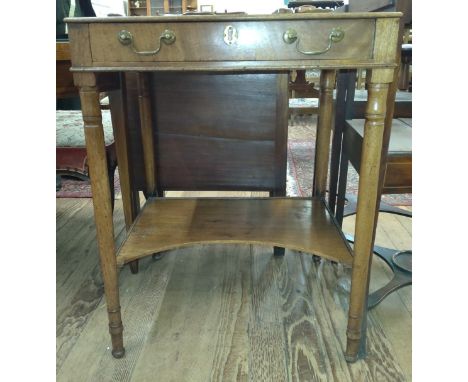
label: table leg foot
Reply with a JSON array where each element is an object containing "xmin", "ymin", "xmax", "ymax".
[
  {"xmin": 111, "ymin": 347, "xmax": 125, "ymax": 359},
  {"xmin": 344, "ymin": 338, "xmax": 361, "ymax": 363},
  {"xmin": 129, "ymin": 260, "xmax": 139, "ymax": 274},
  {"xmin": 273, "ymin": 246, "xmax": 285, "ymax": 256},
  {"xmin": 344, "ymin": 353, "xmax": 358, "ymax": 363},
  {"xmin": 152, "ymin": 252, "xmax": 166, "ymax": 261}
]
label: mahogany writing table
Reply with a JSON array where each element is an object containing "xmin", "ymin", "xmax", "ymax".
[{"xmin": 66, "ymin": 12, "xmax": 401, "ymax": 362}]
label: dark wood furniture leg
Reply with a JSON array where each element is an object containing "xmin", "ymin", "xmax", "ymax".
[
  {"xmin": 343, "ymin": 194, "xmax": 412, "ymax": 218},
  {"xmin": 75, "ymin": 72, "xmax": 125, "ymax": 358},
  {"xmin": 345, "ymin": 69, "xmax": 391, "ymax": 362},
  {"xmin": 345, "ymin": 233, "xmax": 412, "ymax": 309},
  {"xmin": 329, "ymin": 70, "xmax": 356, "ymax": 218},
  {"xmin": 312, "ymin": 69, "xmax": 336, "ymax": 264},
  {"xmin": 313, "ymin": 70, "xmax": 336, "ymax": 199},
  {"xmin": 272, "ymin": 73, "xmax": 289, "ymax": 257},
  {"xmin": 138, "ymin": 72, "xmax": 158, "ymax": 197},
  {"xmin": 109, "ymin": 74, "xmax": 141, "ymax": 274},
  {"xmin": 331, "ymin": 65, "xmax": 412, "ymax": 310}
]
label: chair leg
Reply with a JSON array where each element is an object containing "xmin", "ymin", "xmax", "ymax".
[
  {"xmin": 108, "ymin": 166, "xmax": 116, "ymax": 212},
  {"xmin": 56, "ymin": 175, "xmax": 62, "ymax": 191},
  {"xmin": 345, "ymin": 234, "xmax": 412, "ymax": 309},
  {"xmin": 335, "ymin": 141, "xmax": 349, "ymax": 227},
  {"xmin": 106, "ymin": 153, "xmax": 117, "ymax": 212},
  {"xmin": 344, "ymin": 194, "xmax": 412, "ymax": 219}
]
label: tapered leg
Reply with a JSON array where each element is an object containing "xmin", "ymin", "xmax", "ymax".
[
  {"xmin": 345, "ymin": 75, "xmax": 390, "ymax": 362},
  {"xmin": 76, "ymin": 73, "xmax": 125, "ymax": 358}
]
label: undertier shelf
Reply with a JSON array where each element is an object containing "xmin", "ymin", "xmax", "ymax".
[{"xmin": 116, "ymin": 197, "xmax": 353, "ymax": 266}]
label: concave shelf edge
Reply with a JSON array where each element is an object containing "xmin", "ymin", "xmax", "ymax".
[{"xmin": 115, "ymin": 197, "xmax": 354, "ymax": 267}]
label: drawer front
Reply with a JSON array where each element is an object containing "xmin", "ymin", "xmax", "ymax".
[{"xmin": 89, "ymin": 19, "xmax": 375, "ymax": 63}]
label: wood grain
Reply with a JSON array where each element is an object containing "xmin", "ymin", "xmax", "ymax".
[
  {"xmin": 313, "ymin": 69, "xmax": 336, "ymax": 197},
  {"xmin": 115, "ymin": 197, "xmax": 353, "ymax": 266},
  {"xmin": 345, "ymin": 77, "xmax": 390, "ymax": 361},
  {"xmin": 57, "ymin": 196, "xmax": 411, "ymax": 381},
  {"xmin": 66, "ymin": 12, "xmax": 402, "ymax": 23},
  {"xmin": 344, "ymin": 118, "xmax": 412, "ymax": 194},
  {"xmin": 148, "ymin": 73, "xmax": 286, "ymax": 193},
  {"xmin": 108, "ymin": 77, "xmax": 141, "ymax": 229},
  {"xmin": 77, "ymin": 74, "xmax": 125, "ymax": 357},
  {"xmin": 138, "ymin": 72, "xmax": 158, "ymax": 196},
  {"xmin": 66, "ymin": 11, "xmax": 403, "ymax": 365},
  {"xmin": 66, "ymin": 13, "xmax": 401, "ymax": 73},
  {"xmin": 87, "ymin": 20, "xmax": 375, "ymax": 63}
]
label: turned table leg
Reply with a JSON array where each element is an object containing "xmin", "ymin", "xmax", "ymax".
[
  {"xmin": 76, "ymin": 73, "xmax": 125, "ymax": 358},
  {"xmin": 344, "ymin": 70, "xmax": 391, "ymax": 362}
]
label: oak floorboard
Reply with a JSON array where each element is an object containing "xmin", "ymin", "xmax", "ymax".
[
  {"xmin": 57, "ymin": 251, "xmax": 176, "ymax": 382},
  {"xmin": 249, "ymin": 246, "xmax": 290, "ymax": 381},
  {"xmin": 57, "ymin": 195, "xmax": 411, "ymax": 381},
  {"xmin": 56, "ymin": 198, "xmax": 88, "ymax": 229},
  {"xmin": 131, "ymin": 244, "xmax": 251, "ymax": 382}
]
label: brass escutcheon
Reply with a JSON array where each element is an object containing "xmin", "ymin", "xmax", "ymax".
[{"xmin": 223, "ymin": 25, "xmax": 238, "ymax": 45}]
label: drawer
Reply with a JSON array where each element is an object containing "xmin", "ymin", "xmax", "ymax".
[{"xmin": 89, "ymin": 19, "xmax": 375, "ymax": 63}]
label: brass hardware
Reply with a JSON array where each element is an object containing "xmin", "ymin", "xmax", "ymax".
[
  {"xmin": 283, "ymin": 27, "xmax": 345, "ymax": 55},
  {"xmin": 118, "ymin": 30, "xmax": 133, "ymax": 45},
  {"xmin": 283, "ymin": 29, "xmax": 298, "ymax": 44},
  {"xmin": 223, "ymin": 25, "xmax": 238, "ymax": 45},
  {"xmin": 117, "ymin": 29, "xmax": 176, "ymax": 56}
]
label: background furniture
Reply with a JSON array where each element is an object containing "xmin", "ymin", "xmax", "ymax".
[
  {"xmin": 128, "ymin": 0, "xmax": 198, "ymax": 16},
  {"xmin": 288, "ymin": 1, "xmax": 345, "ymax": 10},
  {"xmin": 325, "ymin": 0, "xmax": 412, "ymax": 309},
  {"xmin": 67, "ymin": 12, "xmax": 401, "ymax": 362},
  {"xmin": 288, "ymin": 69, "xmax": 320, "ymax": 117},
  {"xmin": 329, "ymin": 70, "xmax": 412, "ymax": 309},
  {"xmin": 398, "ymin": 43, "xmax": 412, "ymax": 91},
  {"xmin": 56, "ymin": 110, "xmax": 118, "ymax": 206},
  {"xmin": 56, "ymin": 41, "xmax": 118, "ymax": 206}
]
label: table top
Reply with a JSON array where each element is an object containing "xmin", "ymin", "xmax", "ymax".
[
  {"xmin": 65, "ymin": 12, "xmax": 401, "ymax": 23},
  {"xmin": 66, "ymin": 12, "xmax": 401, "ymax": 74}
]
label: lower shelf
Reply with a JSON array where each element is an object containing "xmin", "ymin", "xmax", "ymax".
[{"xmin": 116, "ymin": 197, "xmax": 353, "ymax": 266}]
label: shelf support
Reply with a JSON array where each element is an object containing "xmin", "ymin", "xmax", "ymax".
[
  {"xmin": 137, "ymin": 72, "xmax": 158, "ymax": 197},
  {"xmin": 108, "ymin": 74, "xmax": 141, "ymax": 230},
  {"xmin": 313, "ymin": 69, "xmax": 336, "ymax": 198}
]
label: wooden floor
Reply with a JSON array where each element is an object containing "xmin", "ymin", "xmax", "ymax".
[{"xmin": 56, "ymin": 192, "xmax": 411, "ymax": 382}]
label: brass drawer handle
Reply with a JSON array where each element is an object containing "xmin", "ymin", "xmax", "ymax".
[
  {"xmin": 283, "ymin": 28, "xmax": 344, "ymax": 56},
  {"xmin": 117, "ymin": 29, "xmax": 176, "ymax": 56}
]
